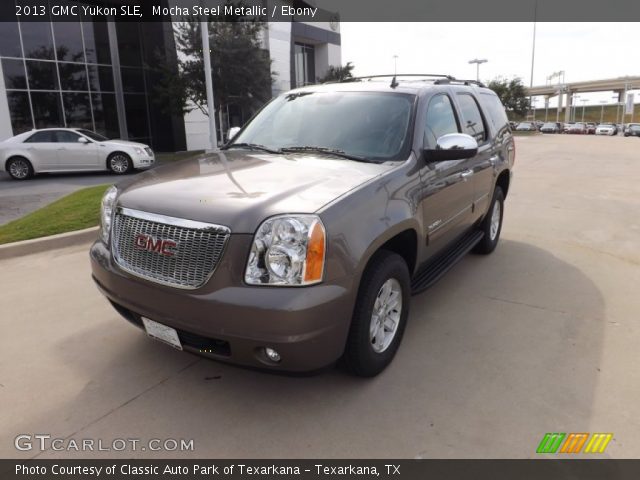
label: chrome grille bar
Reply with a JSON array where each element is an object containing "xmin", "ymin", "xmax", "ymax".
[{"xmin": 112, "ymin": 207, "xmax": 230, "ymax": 289}]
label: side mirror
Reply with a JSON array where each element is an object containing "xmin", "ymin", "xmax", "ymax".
[
  {"xmin": 78, "ymin": 137, "xmax": 90, "ymax": 144},
  {"xmin": 227, "ymin": 127, "xmax": 241, "ymax": 141},
  {"xmin": 424, "ymin": 133, "xmax": 478, "ymax": 162}
]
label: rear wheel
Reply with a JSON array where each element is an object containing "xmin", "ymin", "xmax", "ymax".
[
  {"xmin": 6, "ymin": 157, "xmax": 33, "ymax": 180},
  {"xmin": 343, "ymin": 251, "xmax": 411, "ymax": 377},
  {"xmin": 473, "ymin": 186, "xmax": 504, "ymax": 255},
  {"xmin": 108, "ymin": 153, "xmax": 132, "ymax": 174}
]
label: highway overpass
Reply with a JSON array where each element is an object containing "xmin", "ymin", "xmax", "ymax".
[{"xmin": 525, "ymin": 76, "xmax": 640, "ymax": 122}]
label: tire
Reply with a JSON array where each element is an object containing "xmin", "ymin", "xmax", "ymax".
[
  {"xmin": 108, "ymin": 152, "xmax": 132, "ymax": 174},
  {"xmin": 6, "ymin": 157, "xmax": 33, "ymax": 180},
  {"xmin": 473, "ymin": 186, "xmax": 505, "ymax": 255},
  {"xmin": 343, "ymin": 251, "xmax": 411, "ymax": 377}
]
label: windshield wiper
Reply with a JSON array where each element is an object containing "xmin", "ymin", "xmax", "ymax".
[
  {"xmin": 224, "ymin": 143, "xmax": 282, "ymax": 154},
  {"xmin": 280, "ymin": 146, "xmax": 370, "ymax": 162}
]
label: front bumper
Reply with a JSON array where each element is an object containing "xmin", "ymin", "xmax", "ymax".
[
  {"xmin": 90, "ymin": 238, "xmax": 355, "ymax": 372},
  {"xmin": 131, "ymin": 154, "xmax": 155, "ymax": 169}
]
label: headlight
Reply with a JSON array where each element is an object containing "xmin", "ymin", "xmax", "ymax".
[
  {"xmin": 100, "ymin": 185, "xmax": 117, "ymax": 243},
  {"xmin": 245, "ymin": 215, "xmax": 326, "ymax": 286}
]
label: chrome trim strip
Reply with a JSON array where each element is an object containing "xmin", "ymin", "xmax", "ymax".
[{"xmin": 117, "ymin": 207, "xmax": 230, "ymax": 234}]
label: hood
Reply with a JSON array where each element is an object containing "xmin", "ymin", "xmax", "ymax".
[
  {"xmin": 116, "ymin": 150, "xmax": 397, "ymax": 233},
  {"xmin": 103, "ymin": 139, "xmax": 148, "ymax": 148}
]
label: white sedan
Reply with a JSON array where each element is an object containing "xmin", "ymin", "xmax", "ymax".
[
  {"xmin": 595, "ymin": 124, "xmax": 618, "ymax": 136},
  {"xmin": 0, "ymin": 128, "xmax": 155, "ymax": 180}
]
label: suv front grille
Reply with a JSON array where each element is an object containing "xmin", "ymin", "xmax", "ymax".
[{"xmin": 111, "ymin": 207, "xmax": 230, "ymax": 289}]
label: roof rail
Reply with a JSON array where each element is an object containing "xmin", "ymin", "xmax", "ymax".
[
  {"xmin": 434, "ymin": 78, "xmax": 487, "ymax": 88},
  {"xmin": 341, "ymin": 74, "xmax": 456, "ymax": 83}
]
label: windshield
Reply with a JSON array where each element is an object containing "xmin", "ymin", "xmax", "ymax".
[
  {"xmin": 76, "ymin": 129, "xmax": 108, "ymax": 141},
  {"xmin": 630, "ymin": 125, "xmax": 640, "ymax": 131},
  {"xmin": 229, "ymin": 91, "xmax": 415, "ymax": 161}
]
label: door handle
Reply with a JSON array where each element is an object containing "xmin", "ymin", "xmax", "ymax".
[{"xmin": 460, "ymin": 170, "xmax": 473, "ymax": 181}]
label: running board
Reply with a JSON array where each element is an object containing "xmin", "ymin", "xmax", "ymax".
[{"xmin": 411, "ymin": 230, "xmax": 484, "ymax": 295}]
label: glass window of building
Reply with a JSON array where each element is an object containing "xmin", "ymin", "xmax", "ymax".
[
  {"xmin": 63, "ymin": 93, "xmax": 92, "ymax": 129},
  {"xmin": 82, "ymin": 21, "xmax": 111, "ymax": 65},
  {"xmin": 120, "ymin": 67, "xmax": 145, "ymax": 93},
  {"xmin": 116, "ymin": 23, "xmax": 143, "ymax": 67},
  {"xmin": 294, "ymin": 43, "xmax": 315, "ymax": 87},
  {"xmin": 26, "ymin": 60, "xmax": 59, "ymax": 90},
  {"xmin": 31, "ymin": 92, "xmax": 63, "ymax": 128},
  {"xmin": 92, "ymin": 93, "xmax": 119, "ymax": 139},
  {"xmin": 6, "ymin": 92, "xmax": 33, "ymax": 134},
  {"xmin": 53, "ymin": 22, "xmax": 85, "ymax": 63},
  {"xmin": 2, "ymin": 59, "xmax": 27, "ymax": 89},
  {"xmin": 124, "ymin": 94, "xmax": 150, "ymax": 140},
  {"xmin": 58, "ymin": 62, "xmax": 89, "ymax": 91},
  {"xmin": 87, "ymin": 65, "xmax": 115, "ymax": 92},
  {"xmin": 20, "ymin": 22, "xmax": 55, "ymax": 60},
  {"xmin": 0, "ymin": 2, "xmax": 21, "ymax": 58}
]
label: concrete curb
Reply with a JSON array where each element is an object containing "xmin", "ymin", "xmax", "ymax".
[{"xmin": 0, "ymin": 226, "xmax": 99, "ymax": 260}]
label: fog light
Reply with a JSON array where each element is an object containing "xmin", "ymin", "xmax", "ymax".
[{"xmin": 265, "ymin": 348, "xmax": 281, "ymax": 363}]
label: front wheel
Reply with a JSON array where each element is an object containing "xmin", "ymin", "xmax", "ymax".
[
  {"xmin": 343, "ymin": 251, "xmax": 411, "ymax": 377},
  {"xmin": 473, "ymin": 187, "xmax": 504, "ymax": 255},
  {"xmin": 108, "ymin": 153, "xmax": 132, "ymax": 174}
]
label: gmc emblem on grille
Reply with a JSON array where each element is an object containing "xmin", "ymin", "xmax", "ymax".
[{"xmin": 134, "ymin": 234, "xmax": 178, "ymax": 257}]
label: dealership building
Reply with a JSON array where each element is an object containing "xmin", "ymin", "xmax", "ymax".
[{"xmin": 0, "ymin": 0, "xmax": 341, "ymax": 151}]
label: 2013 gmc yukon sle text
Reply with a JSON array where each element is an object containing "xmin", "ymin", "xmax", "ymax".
[{"xmin": 90, "ymin": 75, "xmax": 515, "ymax": 377}]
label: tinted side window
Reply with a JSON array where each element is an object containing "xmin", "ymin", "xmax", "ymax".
[
  {"xmin": 480, "ymin": 92, "xmax": 509, "ymax": 131},
  {"xmin": 457, "ymin": 93, "xmax": 487, "ymax": 143},
  {"xmin": 24, "ymin": 131, "xmax": 56, "ymax": 143},
  {"xmin": 424, "ymin": 94, "xmax": 459, "ymax": 148},
  {"xmin": 55, "ymin": 131, "xmax": 81, "ymax": 143}
]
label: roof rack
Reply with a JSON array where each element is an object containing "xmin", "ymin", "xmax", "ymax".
[
  {"xmin": 337, "ymin": 74, "xmax": 486, "ymax": 89},
  {"xmin": 434, "ymin": 78, "xmax": 486, "ymax": 88},
  {"xmin": 341, "ymin": 74, "xmax": 455, "ymax": 83}
]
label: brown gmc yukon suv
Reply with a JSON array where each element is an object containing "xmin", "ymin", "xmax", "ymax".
[{"xmin": 91, "ymin": 74, "xmax": 515, "ymax": 377}]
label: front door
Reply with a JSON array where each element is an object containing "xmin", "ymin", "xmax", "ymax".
[
  {"xmin": 419, "ymin": 93, "xmax": 475, "ymax": 260},
  {"xmin": 54, "ymin": 130, "xmax": 99, "ymax": 170}
]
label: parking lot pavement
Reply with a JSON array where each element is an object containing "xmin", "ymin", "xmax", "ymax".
[{"xmin": 1, "ymin": 135, "xmax": 639, "ymax": 459}]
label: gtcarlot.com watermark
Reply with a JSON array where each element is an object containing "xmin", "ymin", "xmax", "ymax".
[{"xmin": 15, "ymin": 434, "xmax": 194, "ymax": 453}]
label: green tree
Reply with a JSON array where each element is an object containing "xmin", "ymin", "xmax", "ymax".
[
  {"xmin": 317, "ymin": 62, "xmax": 355, "ymax": 83},
  {"xmin": 150, "ymin": 10, "xmax": 274, "ymax": 119},
  {"xmin": 487, "ymin": 77, "xmax": 530, "ymax": 116}
]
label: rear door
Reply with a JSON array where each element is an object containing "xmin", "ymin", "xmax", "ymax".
[
  {"xmin": 419, "ymin": 92, "xmax": 476, "ymax": 257},
  {"xmin": 54, "ymin": 130, "xmax": 99, "ymax": 170},
  {"xmin": 23, "ymin": 130, "xmax": 59, "ymax": 171}
]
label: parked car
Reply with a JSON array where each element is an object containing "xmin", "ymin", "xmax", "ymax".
[
  {"xmin": 595, "ymin": 123, "xmax": 618, "ymax": 136},
  {"xmin": 624, "ymin": 124, "xmax": 640, "ymax": 137},
  {"xmin": 563, "ymin": 123, "xmax": 574, "ymax": 133},
  {"xmin": 509, "ymin": 121, "xmax": 518, "ymax": 130},
  {"xmin": 0, "ymin": 128, "xmax": 154, "ymax": 180},
  {"xmin": 585, "ymin": 123, "xmax": 597, "ymax": 134},
  {"xmin": 540, "ymin": 122, "xmax": 562, "ymax": 133},
  {"xmin": 90, "ymin": 76, "xmax": 514, "ymax": 376},
  {"xmin": 516, "ymin": 122, "xmax": 537, "ymax": 131},
  {"xmin": 567, "ymin": 123, "xmax": 587, "ymax": 134}
]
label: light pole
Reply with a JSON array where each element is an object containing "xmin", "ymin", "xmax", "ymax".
[
  {"xmin": 468, "ymin": 58, "xmax": 487, "ymax": 82},
  {"xmin": 201, "ymin": 19, "xmax": 218, "ymax": 151},
  {"xmin": 393, "ymin": 55, "xmax": 398, "ymax": 76},
  {"xmin": 600, "ymin": 100, "xmax": 607, "ymax": 124},
  {"xmin": 531, "ymin": 97, "xmax": 538, "ymax": 121},
  {"xmin": 613, "ymin": 95, "xmax": 620, "ymax": 125},
  {"xmin": 580, "ymin": 99, "xmax": 588, "ymax": 122}
]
